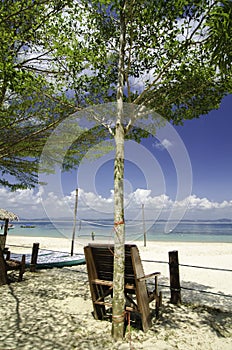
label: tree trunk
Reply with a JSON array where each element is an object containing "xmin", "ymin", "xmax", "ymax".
[
  {"xmin": 112, "ymin": 0, "xmax": 126, "ymax": 340},
  {"xmin": 112, "ymin": 123, "xmax": 125, "ymax": 339}
]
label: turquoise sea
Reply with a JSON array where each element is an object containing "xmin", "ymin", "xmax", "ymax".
[{"xmin": 6, "ymin": 220, "xmax": 232, "ymax": 243}]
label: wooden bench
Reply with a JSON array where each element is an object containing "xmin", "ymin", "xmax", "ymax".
[
  {"xmin": 84, "ymin": 243, "xmax": 162, "ymax": 332},
  {"xmin": 0, "ymin": 248, "xmax": 26, "ymax": 285}
]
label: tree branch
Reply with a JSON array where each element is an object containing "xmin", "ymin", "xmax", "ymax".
[{"xmin": 133, "ymin": 1, "xmax": 217, "ymax": 105}]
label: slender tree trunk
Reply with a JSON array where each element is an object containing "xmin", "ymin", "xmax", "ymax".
[
  {"xmin": 112, "ymin": 123, "xmax": 125, "ymax": 339},
  {"xmin": 112, "ymin": 0, "xmax": 126, "ymax": 340}
]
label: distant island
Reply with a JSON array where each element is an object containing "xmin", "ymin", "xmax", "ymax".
[{"xmin": 18, "ymin": 218, "xmax": 232, "ymax": 223}]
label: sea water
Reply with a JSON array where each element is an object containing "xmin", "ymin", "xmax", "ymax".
[{"xmin": 6, "ymin": 219, "xmax": 232, "ymax": 243}]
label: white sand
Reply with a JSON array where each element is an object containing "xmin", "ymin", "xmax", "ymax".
[
  {"xmin": 6, "ymin": 235, "xmax": 232, "ymax": 295},
  {"xmin": 1, "ymin": 235, "xmax": 232, "ymax": 349}
]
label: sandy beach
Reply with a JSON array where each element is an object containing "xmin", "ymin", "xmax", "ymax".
[{"xmin": 0, "ymin": 235, "xmax": 231, "ymax": 349}]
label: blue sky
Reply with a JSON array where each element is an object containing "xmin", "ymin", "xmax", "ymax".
[
  {"xmin": 1, "ymin": 94, "xmax": 232, "ymax": 222},
  {"xmin": 175, "ymin": 94, "xmax": 232, "ymax": 202}
]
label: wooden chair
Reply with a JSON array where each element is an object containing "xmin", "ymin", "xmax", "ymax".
[
  {"xmin": 0, "ymin": 248, "xmax": 26, "ymax": 285},
  {"xmin": 84, "ymin": 243, "xmax": 162, "ymax": 332}
]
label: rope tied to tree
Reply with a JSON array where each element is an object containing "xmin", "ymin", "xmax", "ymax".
[
  {"xmin": 114, "ymin": 220, "xmax": 124, "ymax": 226},
  {"xmin": 112, "ymin": 311, "xmax": 125, "ymax": 323}
]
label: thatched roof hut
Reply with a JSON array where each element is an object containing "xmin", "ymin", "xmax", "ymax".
[
  {"xmin": 0, "ymin": 209, "xmax": 18, "ymax": 248},
  {"xmin": 0, "ymin": 209, "xmax": 18, "ymax": 221}
]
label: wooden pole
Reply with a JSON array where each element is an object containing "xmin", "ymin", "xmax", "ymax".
[
  {"xmin": 142, "ymin": 204, "xmax": 146, "ymax": 247},
  {"xmin": 30, "ymin": 242, "xmax": 40, "ymax": 272},
  {"xmin": 0, "ymin": 248, "xmax": 7, "ymax": 285},
  {"xmin": 0, "ymin": 235, "xmax": 6, "ymax": 250},
  {"xmin": 4, "ymin": 219, "xmax": 9, "ymax": 236},
  {"xmin": 169, "ymin": 250, "xmax": 181, "ymax": 304},
  {"xmin": 71, "ymin": 188, "xmax": 78, "ymax": 256}
]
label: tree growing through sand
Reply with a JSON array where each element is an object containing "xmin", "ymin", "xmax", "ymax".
[
  {"xmin": 2, "ymin": 0, "xmax": 232, "ymax": 340},
  {"xmin": 52, "ymin": 0, "xmax": 231, "ymax": 339}
]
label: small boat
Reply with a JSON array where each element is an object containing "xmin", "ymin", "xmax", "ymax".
[
  {"xmin": 20, "ymin": 225, "xmax": 36, "ymax": 228},
  {"xmin": 8, "ymin": 224, "xmax": 15, "ymax": 229}
]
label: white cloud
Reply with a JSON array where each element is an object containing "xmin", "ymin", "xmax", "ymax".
[
  {"xmin": 178, "ymin": 195, "xmax": 232, "ymax": 211},
  {"xmin": 131, "ymin": 189, "xmax": 172, "ymax": 209},
  {"xmin": 153, "ymin": 138, "xmax": 173, "ymax": 150},
  {"xmin": 133, "ymin": 189, "xmax": 151, "ymax": 204},
  {"xmin": 1, "ymin": 187, "xmax": 232, "ymax": 221},
  {"xmin": 0, "ymin": 188, "xmax": 42, "ymax": 217}
]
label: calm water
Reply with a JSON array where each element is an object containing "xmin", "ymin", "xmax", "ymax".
[{"xmin": 6, "ymin": 220, "xmax": 232, "ymax": 243}]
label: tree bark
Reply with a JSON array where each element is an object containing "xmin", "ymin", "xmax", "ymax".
[
  {"xmin": 111, "ymin": 0, "xmax": 126, "ymax": 340},
  {"xmin": 112, "ymin": 123, "xmax": 125, "ymax": 339}
]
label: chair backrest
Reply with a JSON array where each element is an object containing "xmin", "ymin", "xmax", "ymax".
[
  {"xmin": 86, "ymin": 243, "xmax": 145, "ymax": 286},
  {"xmin": 84, "ymin": 243, "xmax": 160, "ymax": 331}
]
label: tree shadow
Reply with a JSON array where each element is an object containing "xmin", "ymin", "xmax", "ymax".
[
  {"xmin": 149, "ymin": 276, "xmax": 232, "ymax": 338},
  {"xmin": 1, "ymin": 267, "xmax": 231, "ymax": 349}
]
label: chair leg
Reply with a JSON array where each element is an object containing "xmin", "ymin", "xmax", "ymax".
[
  {"xmin": 155, "ymin": 291, "xmax": 162, "ymax": 318},
  {"xmin": 141, "ymin": 309, "xmax": 152, "ymax": 332},
  {"xmin": 92, "ymin": 284, "xmax": 107, "ymax": 320}
]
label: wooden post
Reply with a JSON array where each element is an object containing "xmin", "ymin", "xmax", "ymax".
[
  {"xmin": 0, "ymin": 248, "xmax": 7, "ymax": 285},
  {"xmin": 71, "ymin": 188, "xmax": 78, "ymax": 256},
  {"xmin": 30, "ymin": 243, "xmax": 40, "ymax": 272},
  {"xmin": 4, "ymin": 219, "xmax": 9, "ymax": 236},
  {"xmin": 169, "ymin": 250, "xmax": 181, "ymax": 304},
  {"xmin": 142, "ymin": 204, "xmax": 146, "ymax": 247},
  {"xmin": 0, "ymin": 235, "xmax": 6, "ymax": 250}
]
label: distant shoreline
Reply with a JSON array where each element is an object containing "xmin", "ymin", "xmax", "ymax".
[{"xmin": 11, "ymin": 218, "xmax": 232, "ymax": 222}]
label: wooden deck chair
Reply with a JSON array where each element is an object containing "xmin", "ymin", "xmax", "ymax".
[
  {"xmin": 0, "ymin": 248, "xmax": 26, "ymax": 285},
  {"xmin": 84, "ymin": 243, "xmax": 162, "ymax": 332}
]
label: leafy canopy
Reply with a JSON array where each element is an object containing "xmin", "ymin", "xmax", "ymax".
[
  {"xmin": 0, "ymin": 1, "xmax": 81, "ymax": 189},
  {"xmin": 1, "ymin": 0, "xmax": 232, "ymax": 189},
  {"xmin": 50, "ymin": 0, "xmax": 232, "ymax": 124}
]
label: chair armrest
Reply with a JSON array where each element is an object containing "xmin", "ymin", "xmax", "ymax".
[{"xmin": 137, "ymin": 272, "xmax": 160, "ymax": 282}]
